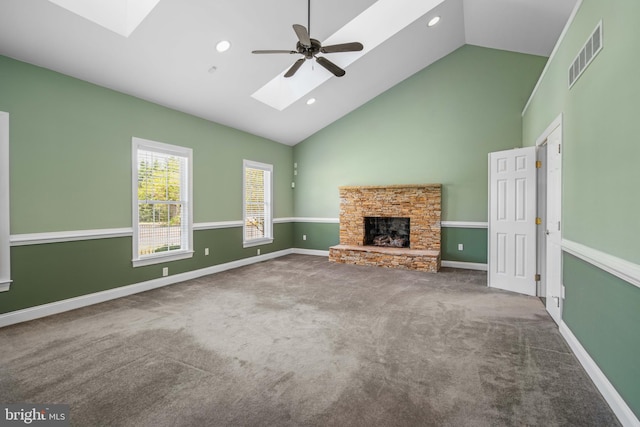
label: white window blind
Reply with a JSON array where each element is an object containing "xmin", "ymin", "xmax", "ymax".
[
  {"xmin": 243, "ymin": 160, "xmax": 273, "ymax": 247},
  {"xmin": 132, "ymin": 138, "xmax": 193, "ymax": 266}
]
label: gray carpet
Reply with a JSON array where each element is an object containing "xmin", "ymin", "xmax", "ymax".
[{"xmin": 0, "ymin": 254, "xmax": 618, "ymax": 426}]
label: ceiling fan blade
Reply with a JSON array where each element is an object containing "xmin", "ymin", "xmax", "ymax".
[
  {"xmin": 284, "ymin": 58, "xmax": 306, "ymax": 78},
  {"xmin": 293, "ymin": 24, "xmax": 311, "ymax": 47},
  {"xmin": 316, "ymin": 56, "xmax": 345, "ymax": 77},
  {"xmin": 252, "ymin": 50, "xmax": 297, "ymax": 54},
  {"xmin": 320, "ymin": 42, "xmax": 364, "ymax": 54}
]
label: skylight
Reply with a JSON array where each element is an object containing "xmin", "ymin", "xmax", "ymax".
[
  {"xmin": 251, "ymin": 0, "xmax": 445, "ymax": 111},
  {"xmin": 48, "ymin": 0, "xmax": 160, "ymax": 37}
]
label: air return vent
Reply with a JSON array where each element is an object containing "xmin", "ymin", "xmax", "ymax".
[{"xmin": 569, "ymin": 21, "xmax": 603, "ymax": 88}]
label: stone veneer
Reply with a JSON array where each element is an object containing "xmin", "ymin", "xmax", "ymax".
[{"xmin": 329, "ymin": 184, "xmax": 441, "ymax": 272}]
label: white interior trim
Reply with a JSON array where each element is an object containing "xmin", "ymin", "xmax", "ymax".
[
  {"xmin": 522, "ymin": 0, "xmax": 584, "ymax": 116},
  {"xmin": 293, "ymin": 217, "xmax": 340, "ymax": 223},
  {"xmin": 441, "ymin": 261, "xmax": 488, "ymax": 271},
  {"xmin": 560, "ymin": 322, "xmax": 640, "ymax": 427},
  {"xmin": 0, "ymin": 248, "xmax": 294, "ymax": 329},
  {"xmin": 194, "ymin": 220, "xmax": 243, "ymax": 230},
  {"xmin": 0, "ymin": 112, "xmax": 10, "ymax": 292},
  {"xmin": 8, "ymin": 218, "xmax": 493, "ymax": 247},
  {"xmin": 10, "ymin": 218, "xmax": 296, "ymax": 245},
  {"xmin": 293, "ymin": 248, "xmax": 330, "ymax": 257},
  {"xmin": 273, "ymin": 217, "xmax": 295, "ymax": 223},
  {"xmin": 562, "ymin": 239, "xmax": 640, "ymax": 290},
  {"xmin": 441, "ymin": 221, "xmax": 488, "ymax": 229},
  {"xmin": 535, "ymin": 114, "xmax": 563, "ymax": 147},
  {"xmin": 11, "ymin": 228, "xmax": 134, "ymax": 246}
]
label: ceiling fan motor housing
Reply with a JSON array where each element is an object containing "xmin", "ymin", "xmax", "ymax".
[{"xmin": 297, "ymin": 39, "xmax": 322, "ymax": 59}]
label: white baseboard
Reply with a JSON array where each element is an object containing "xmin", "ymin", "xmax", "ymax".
[
  {"xmin": 0, "ymin": 249, "xmax": 294, "ymax": 329},
  {"xmin": 441, "ymin": 260, "xmax": 488, "ymax": 271},
  {"xmin": 560, "ymin": 322, "xmax": 639, "ymax": 427},
  {"xmin": 293, "ymin": 248, "xmax": 330, "ymax": 257}
]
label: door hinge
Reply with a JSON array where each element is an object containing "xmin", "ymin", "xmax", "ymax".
[
  {"xmin": 558, "ymin": 221, "xmax": 561, "ymax": 231},
  {"xmin": 558, "ymin": 144, "xmax": 561, "ymax": 154},
  {"xmin": 536, "ymin": 217, "xmax": 542, "ymax": 225},
  {"xmin": 535, "ymin": 274, "xmax": 541, "ymax": 281},
  {"xmin": 536, "ymin": 160, "xmax": 542, "ymax": 168}
]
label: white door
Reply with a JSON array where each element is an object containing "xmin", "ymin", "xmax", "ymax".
[
  {"xmin": 545, "ymin": 126, "xmax": 563, "ymax": 324},
  {"xmin": 488, "ymin": 147, "xmax": 537, "ymax": 296}
]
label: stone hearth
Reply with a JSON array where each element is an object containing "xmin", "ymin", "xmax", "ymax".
[{"xmin": 329, "ymin": 184, "xmax": 441, "ymax": 272}]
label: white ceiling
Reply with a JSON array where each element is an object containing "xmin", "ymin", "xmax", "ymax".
[{"xmin": 0, "ymin": 0, "xmax": 577, "ymax": 146}]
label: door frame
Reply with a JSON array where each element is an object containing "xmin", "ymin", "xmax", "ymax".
[
  {"xmin": 535, "ymin": 114, "xmax": 563, "ymax": 321},
  {"xmin": 0, "ymin": 111, "xmax": 10, "ymax": 292}
]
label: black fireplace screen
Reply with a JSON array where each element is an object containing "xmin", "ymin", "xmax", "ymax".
[{"xmin": 364, "ymin": 217, "xmax": 410, "ymax": 248}]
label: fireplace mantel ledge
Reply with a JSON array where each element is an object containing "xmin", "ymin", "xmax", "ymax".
[{"xmin": 338, "ymin": 184, "xmax": 441, "ymax": 190}]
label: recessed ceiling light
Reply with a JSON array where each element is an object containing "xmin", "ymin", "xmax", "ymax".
[
  {"xmin": 427, "ymin": 16, "xmax": 441, "ymax": 27},
  {"xmin": 216, "ymin": 40, "xmax": 231, "ymax": 53},
  {"xmin": 306, "ymin": 98, "xmax": 316, "ymax": 105}
]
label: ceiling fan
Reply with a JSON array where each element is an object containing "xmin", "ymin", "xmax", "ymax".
[{"xmin": 251, "ymin": 0, "xmax": 364, "ymax": 78}]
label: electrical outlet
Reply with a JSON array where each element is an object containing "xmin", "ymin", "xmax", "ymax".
[
  {"xmin": 291, "ymin": 182, "xmax": 295, "ymax": 188},
  {"xmin": 294, "ymin": 170, "xmax": 298, "ymax": 176},
  {"xmin": 205, "ymin": 248, "xmax": 209, "ymax": 256},
  {"xmin": 303, "ymin": 234, "xmax": 307, "ymax": 241},
  {"xmin": 458, "ymin": 243, "xmax": 464, "ymax": 251},
  {"xmin": 162, "ymin": 267, "xmax": 168, "ymax": 277},
  {"xmin": 257, "ymin": 249, "xmax": 261, "ymax": 255}
]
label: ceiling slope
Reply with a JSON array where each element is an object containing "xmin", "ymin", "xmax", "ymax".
[{"xmin": 0, "ymin": 0, "xmax": 577, "ymax": 145}]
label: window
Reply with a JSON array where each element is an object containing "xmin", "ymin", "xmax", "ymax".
[
  {"xmin": 243, "ymin": 160, "xmax": 273, "ymax": 247},
  {"xmin": 132, "ymin": 137, "xmax": 193, "ymax": 267}
]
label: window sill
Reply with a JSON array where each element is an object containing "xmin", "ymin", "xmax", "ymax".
[
  {"xmin": 132, "ymin": 250, "xmax": 194, "ymax": 267},
  {"xmin": 243, "ymin": 238, "xmax": 274, "ymax": 248},
  {"xmin": 0, "ymin": 279, "xmax": 11, "ymax": 292}
]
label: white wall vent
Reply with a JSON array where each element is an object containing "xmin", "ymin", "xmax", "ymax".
[{"xmin": 569, "ymin": 21, "xmax": 603, "ymax": 88}]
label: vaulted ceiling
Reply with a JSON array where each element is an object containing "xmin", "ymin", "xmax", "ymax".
[{"xmin": 0, "ymin": 0, "xmax": 577, "ymax": 145}]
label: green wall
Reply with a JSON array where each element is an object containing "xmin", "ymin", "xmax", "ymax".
[
  {"xmin": 290, "ymin": 45, "xmax": 543, "ymax": 263},
  {"xmin": 522, "ymin": 0, "xmax": 640, "ymax": 418},
  {"xmin": 292, "ymin": 222, "xmax": 488, "ymax": 265},
  {"xmin": 562, "ymin": 254, "xmax": 640, "ymax": 417},
  {"xmin": 441, "ymin": 228, "xmax": 487, "ymax": 264},
  {"xmin": 0, "ymin": 55, "xmax": 294, "ymax": 233},
  {"xmin": 3, "ymin": 225, "xmax": 292, "ymax": 314},
  {"xmin": 293, "ymin": 45, "xmax": 546, "ymax": 221},
  {"xmin": 0, "ymin": 55, "xmax": 294, "ymax": 314},
  {"xmin": 522, "ymin": 0, "xmax": 640, "ymax": 264},
  {"xmin": 293, "ymin": 222, "xmax": 339, "ymax": 251}
]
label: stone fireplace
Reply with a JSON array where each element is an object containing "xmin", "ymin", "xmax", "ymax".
[{"xmin": 329, "ymin": 184, "xmax": 441, "ymax": 272}]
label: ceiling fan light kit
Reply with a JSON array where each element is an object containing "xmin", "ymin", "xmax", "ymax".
[{"xmin": 252, "ymin": 0, "xmax": 363, "ymax": 78}]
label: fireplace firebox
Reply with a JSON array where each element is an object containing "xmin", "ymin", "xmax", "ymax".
[{"xmin": 364, "ymin": 217, "xmax": 410, "ymax": 248}]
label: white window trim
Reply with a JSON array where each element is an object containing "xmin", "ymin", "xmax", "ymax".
[
  {"xmin": 243, "ymin": 159, "xmax": 273, "ymax": 248},
  {"xmin": 0, "ymin": 112, "xmax": 11, "ymax": 292},
  {"xmin": 132, "ymin": 137, "xmax": 193, "ymax": 267}
]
